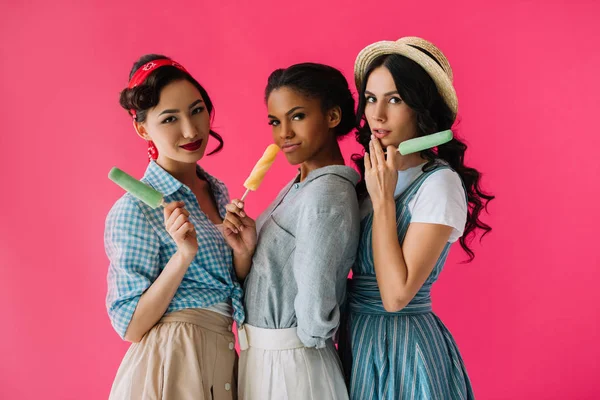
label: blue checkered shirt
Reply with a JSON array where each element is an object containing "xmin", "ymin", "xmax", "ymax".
[{"xmin": 105, "ymin": 161, "xmax": 245, "ymax": 339}]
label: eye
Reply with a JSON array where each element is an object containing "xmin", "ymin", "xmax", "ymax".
[
  {"xmin": 162, "ymin": 116, "xmax": 177, "ymax": 124},
  {"xmin": 268, "ymin": 119, "xmax": 280, "ymax": 126},
  {"xmin": 191, "ymin": 106, "xmax": 205, "ymax": 115},
  {"xmin": 292, "ymin": 113, "xmax": 305, "ymax": 121},
  {"xmin": 389, "ymin": 96, "xmax": 402, "ymax": 104},
  {"xmin": 365, "ymin": 96, "xmax": 376, "ymax": 103}
]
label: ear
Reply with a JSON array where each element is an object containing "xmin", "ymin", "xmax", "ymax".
[
  {"xmin": 327, "ymin": 106, "xmax": 342, "ymax": 129},
  {"xmin": 133, "ymin": 119, "xmax": 150, "ymax": 141}
]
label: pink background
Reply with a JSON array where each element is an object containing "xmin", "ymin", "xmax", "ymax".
[{"xmin": 1, "ymin": 0, "xmax": 599, "ymax": 398}]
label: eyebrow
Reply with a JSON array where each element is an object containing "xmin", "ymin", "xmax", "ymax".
[
  {"xmin": 158, "ymin": 99, "xmax": 204, "ymax": 116},
  {"xmin": 188, "ymin": 99, "xmax": 203, "ymax": 109},
  {"xmin": 365, "ymin": 90, "xmax": 399, "ymax": 96}
]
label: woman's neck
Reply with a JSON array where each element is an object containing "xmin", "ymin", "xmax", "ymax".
[
  {"xmin": 394, "ymin": 152, "xmax": 428, "ymax": 171},
  {"xmin": 299, "ymin": 140, "xmax": 345, "ymax": 182}
]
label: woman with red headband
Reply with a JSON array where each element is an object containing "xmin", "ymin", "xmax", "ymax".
[{"xmin": 105, "ymin": 54, "xmax": 246, "ymax": 399}]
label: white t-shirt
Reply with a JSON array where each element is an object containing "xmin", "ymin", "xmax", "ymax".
[{"xmin": 360, "ymin": 163, "xmax": 467, "ymax": 243}]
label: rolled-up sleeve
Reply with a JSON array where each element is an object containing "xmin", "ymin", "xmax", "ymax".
[
  {"xmin": 105, "ymin": 196, "xmax": 161, "ymax": 339},
  {"xmin": 292, "ymin": 195, "xmax": 357, "ymax": 348}
]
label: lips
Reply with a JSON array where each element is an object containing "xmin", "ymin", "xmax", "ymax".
[
  {"xmin": 180, "ymin": 139, "xmax": 203, "ymax": 151},
  {"xmin": 373, "ymin": 129, "xmax": 391, "ymax": 139},
  {"xmin": 281, "ymin": 143, "xmax": 301, "ymax": 153}
]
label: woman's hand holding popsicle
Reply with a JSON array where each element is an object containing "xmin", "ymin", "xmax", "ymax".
[
  {"xmin": 224, "ymin": 200, "xmax": 257, "ymax": 280},
  {"xmin": 164, "ymin": 201, "xmax": 198, "ymax": 261},
  {"xmin": 365, "ymin": 136, "xmax": 399, "ymax": 209},
  {"xmin": 224, "ymin": 200, "xmax": 257, "ymax": 254},
  {"xmin": 223, "ymin": 144, "xmax": 278, "ymax": 280}
]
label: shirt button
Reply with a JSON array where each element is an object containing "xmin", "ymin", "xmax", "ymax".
[
  {"xmin": 228, "ymin": 324, "xmax": 232, "ymax": 332},
  {"xmin": 294, "ymin": 184, "xmax": 300, "ymax": 189},
  {"xmin": 229, "ymin": 342, "xmax": 235, "ymax": 350},
  {"xmin": 225, "ymin": 383, "xmax": 231, "ymax": 391}
]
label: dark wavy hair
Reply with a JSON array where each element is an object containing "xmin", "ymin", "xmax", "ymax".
[
  {"xmin": 119, "ymin": 54, "xmax": 223, "ymax": 155},
  {"xmin": 264, "ymin": 62, "xmax": 356, "ymax": 137},
  {"xmin": 353, "ymin": 53, "xmax": 494, "ymax": 261}
]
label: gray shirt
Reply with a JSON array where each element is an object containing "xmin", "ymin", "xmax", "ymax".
[{"xmin": 243, "ymin": 165, "xmax": 360, "ymax": 348}]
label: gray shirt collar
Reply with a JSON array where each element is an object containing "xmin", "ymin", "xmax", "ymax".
[{"xmin": 297, "ymin": 165, "xmax": 360, "ymax": 187}]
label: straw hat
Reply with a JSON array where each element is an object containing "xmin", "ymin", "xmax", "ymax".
[{"xmin": 354, "ymin": 36, "xmax": 458, "ymax": 118}]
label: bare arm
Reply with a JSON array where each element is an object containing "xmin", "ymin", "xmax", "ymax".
[
  {"xmin": 371, "ymin": 198, "xmax": 452, "ymax": 311},
  {"xmin": 367, "ymin": 137, "xmax": 453, "ymax": 312},
  {"xmin": 124, "ymin": 250, "xmax": 195, "ymax": 342}
]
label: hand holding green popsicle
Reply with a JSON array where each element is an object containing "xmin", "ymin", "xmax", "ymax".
[{"xmin": 108, "ymin": 167, "xmax": 198, "ymax": 258}]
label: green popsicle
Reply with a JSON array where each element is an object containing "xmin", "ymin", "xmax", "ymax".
[
  {"xmin": 398, "ymin": 129, "xmax": 453, "ymax": 155},
  {"xmin": 108, "ymin": 167, "xmax": 165, "ymax": 208}
]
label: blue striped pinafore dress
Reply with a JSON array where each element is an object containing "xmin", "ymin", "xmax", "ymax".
[{"xmin": 339, "ymin": 164, "xmax": 475, "ymax": 400}]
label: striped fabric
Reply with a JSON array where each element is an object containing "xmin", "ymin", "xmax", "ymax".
[{"xmin": 339, "ymin": 164, "xmax": 475, "ymax": 400}]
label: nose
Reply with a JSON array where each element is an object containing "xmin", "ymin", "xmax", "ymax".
[
  {"xmin": 182, "ymin": 117, "xmax": 199, "ymax": 139},
  {"xmin": 371, "ymin": 101, "xmax": 386, "ymax": 123},
  {"xmin": 279, "ymin": 121, "xmax": 294, "ymax": 140}
]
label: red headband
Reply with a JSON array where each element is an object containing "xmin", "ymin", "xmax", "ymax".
[{"xmin": 127, "ymin": 59, "xmax": 188, "ymax": 118}]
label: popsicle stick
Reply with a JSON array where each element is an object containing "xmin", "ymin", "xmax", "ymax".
[{"xmin": 241, "ymin": 189, "xmax": 250, "ymax": 202}]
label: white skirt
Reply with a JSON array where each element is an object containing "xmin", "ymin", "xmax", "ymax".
[{"xmin": 238, "ymin": 324, "xmax": 348, "ymax": 400}]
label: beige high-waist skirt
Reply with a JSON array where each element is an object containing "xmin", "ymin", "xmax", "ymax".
[{"xmin": 109, "ymin": 308, "xmax": 238, "ymax": 400}]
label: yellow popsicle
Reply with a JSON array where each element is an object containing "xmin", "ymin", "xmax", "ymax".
[{"xmin": 242, "ymin": 144, "xmax": 280, "ymax": 198}]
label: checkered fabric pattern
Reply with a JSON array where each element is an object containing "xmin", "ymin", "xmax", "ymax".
[{"xmin": 105, "ymin": 161, "xmax": 244, "ymax": 338}]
